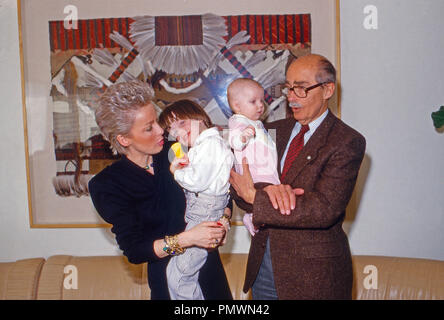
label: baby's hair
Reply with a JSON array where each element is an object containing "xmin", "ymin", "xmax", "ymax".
[
  {"xmin": 158, "ymin": 99, "xmax": 213, "ymax": 131},
  {"xmin": 226, "ymin": 78, "xmax": 263, "ymax": 110}
]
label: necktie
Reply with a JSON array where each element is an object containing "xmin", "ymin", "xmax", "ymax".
[{"xmin": 281, "ymin": 124, "xmax": 309, "ymax": 180}]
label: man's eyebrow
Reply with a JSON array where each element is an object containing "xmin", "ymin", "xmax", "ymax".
[{"xmin": 285, "ymin": 80, "xmax": 309, "ymax": 86}]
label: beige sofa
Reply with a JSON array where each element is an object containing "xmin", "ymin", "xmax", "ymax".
[{"xmin": 1, "ymin": 254, "xmax": 443, "ymax": 300}]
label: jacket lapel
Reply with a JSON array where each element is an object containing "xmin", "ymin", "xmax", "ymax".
[{"xmin": 280, "ymin": 111, "xmax": 337, "ymax": 184}]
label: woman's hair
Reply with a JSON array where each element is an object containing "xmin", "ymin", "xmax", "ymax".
[
  {"xmin": 158, "ymin": 99, "xmax": 213, "ymax": 132},
  {"xmin": 95, "ymin": 81, "xmax": 155, "ymax": 155}
]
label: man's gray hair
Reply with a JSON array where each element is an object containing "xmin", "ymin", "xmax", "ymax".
[{"xmin": 316, "ymin": 57, "xmax": 336, "ymax": 84}]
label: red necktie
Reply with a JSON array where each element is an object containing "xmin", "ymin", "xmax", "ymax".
[{"xmin": 281, "ymin": 125, "xmax": 309, "ymax": 180}]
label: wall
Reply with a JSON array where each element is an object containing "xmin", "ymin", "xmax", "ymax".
[
  {"xmin": 1, "ymin": 0, "xmax": 443, "ymax": 262},
  {"xmin": 340, "ymin": 0, "xmax": 444, "ymax": 259}
]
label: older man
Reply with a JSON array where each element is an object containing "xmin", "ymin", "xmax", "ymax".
[{"xmin": 230, "ymin": 54, "xmax": 366, "ymax": 299}]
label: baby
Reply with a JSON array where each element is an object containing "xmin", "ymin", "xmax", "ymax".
[
  {"xmin": 159, "ymin": 100, "xmax": 234, "ymax": 300},
  {"xmin": 227, "ymin": 78, "xmax": 280, "ymax": 236}
]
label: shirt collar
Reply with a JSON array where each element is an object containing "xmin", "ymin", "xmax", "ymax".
[{"xmin": 307, "ymin": 109, "xmax": 329, "ymax": 133}]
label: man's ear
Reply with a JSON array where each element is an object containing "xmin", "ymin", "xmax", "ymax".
[
  {"xmin": 323, "ymin": 82, "xmax": 335, "ymax": 100},
  {"xmin": 116, "ymin": 134, "xmax": 131, "ymax": 148}
]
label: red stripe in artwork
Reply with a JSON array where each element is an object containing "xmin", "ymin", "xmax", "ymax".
[
  {"xmin": 104, "ymin": 19, "xmax": 112, "ymax": 47},
  {"xmin": 231, "ymin": 16, "xmax": 238, "ymax": 37},
  {"xmin": 74, "ymin": 22, "xmax": 81, "ymax": 50},
  {"xmin": 127, "ymin": 18, "xmax": 134, "ymax": 42},
  {"xmin": 125, "ymin": 52, "xmax": 135, "ymax": 65},
  {"xmin": 262, "ymin": 15, "xmax": 268, "ymax": 44},
  {"xmin": 81, "ymin": 20, "xmax": 88, "ymax": 49},
  {"xmin": 118, "ymin": 65, "xmax": 126, "ymax": 74},
  {"xmin": 121, "ymin": 58, "xmax": 129, "ymax": 68},
  {"xmin": 278, "ymin": 15, "xmax": 286, "ymax": 44},
  {"xmin": 271, "ymin": 15, "xmax": 278, "ymax": 44},
  {"xmin": 59, "ymin": 21, "xmax": 66, "ymax": 51},
  {"xmin": 109, "ymin": 72, "xmax": 118, "ymax": 83},
  {"xmin": 240, "ymin": 15, "xmax": 247, "ymax": 38},
  {"xmin": 96, "ymin": 19, "xmax": 103, "ymax": 47},
  {"xmin": 112, "ymin": 18, "xmax": 119, "ymax": 47},
  {"xmin": 303, "ymin": 14, "xmax": 311, "ymax": 42},
  {"xmin": 130, "ymin": 49, "xmax": 138, "ymax": 59},
  {"xmin": 121, "ymin": 18, "xmax": 127, "ymax": 40},
  {"xmin": 67, "ymin": 21, "xmax": 74, "ymax": 50},
  {"xmin": 295, "ymin": 15, "xmax": 301, "ymax": 44},
  {"xmin": 89, "ymin": 20, "xmax": 96, "ymax": 48},
  {"xmin": 249, "ymin": 15, "xmax": 255, "ymax": 44},
  {"xmin": 224, "ymin": 50, "xmax": 233, "ymax": 61},
  {"xmin": 255, "ymin": 15, "xmax": 263, "ymax": 44},
  {"xmin": 50, "ymin": 22, "xmax": 58, "ymax": 51},
  {"xmin": 286, "ymin": 15, "xmax": 294, "ymax": 44}
]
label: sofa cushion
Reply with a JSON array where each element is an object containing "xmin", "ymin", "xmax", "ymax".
[{"xmin": 36, "ymin": 255, "xmax": 150, "ymax": 300}]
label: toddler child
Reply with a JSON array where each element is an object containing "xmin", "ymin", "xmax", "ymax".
[{"xmin": 159, "ymin": 100, "xmax": 233, "ymax": 300}]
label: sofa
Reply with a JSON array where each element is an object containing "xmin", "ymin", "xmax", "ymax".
[{"xmin": 0, "ymin": 254, "xmax": 443, "ymax": 300}]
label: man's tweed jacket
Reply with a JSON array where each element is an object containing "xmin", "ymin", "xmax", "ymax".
[{"xmin": 232, "ymin": 110, "xmax": 366, "ymax": 299}]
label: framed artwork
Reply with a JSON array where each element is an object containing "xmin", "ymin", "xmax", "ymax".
[{"xmin": 18, "ymin": 0, "xmax": 340, "ymax": 227}]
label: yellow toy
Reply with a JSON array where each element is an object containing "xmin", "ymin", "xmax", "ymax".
[{"xmin": 171, "ymin": 142, "xmax": 185, "ymax": 158}]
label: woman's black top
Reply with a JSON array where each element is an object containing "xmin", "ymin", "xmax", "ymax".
[{"xmin": 88, "ymin": 142, "xmax": 232, "ymax": 300}]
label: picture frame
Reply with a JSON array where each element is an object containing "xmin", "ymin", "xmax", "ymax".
[{"xmin": 18, "ymin": 0, "xmax": 341, "ymax": 228}]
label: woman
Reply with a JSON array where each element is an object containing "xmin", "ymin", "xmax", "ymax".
[{"xmin": 88, "ymin": 81, "xmax": 232, "ymax": 300}]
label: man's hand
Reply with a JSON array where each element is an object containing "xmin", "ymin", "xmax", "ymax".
[
  {"xmin": 263, "ymin": 185, "xmax": 304, "ymax": 215},
  {"xmin": 229, "ymin": 157, "xmax": 256, "ymax": 204}
]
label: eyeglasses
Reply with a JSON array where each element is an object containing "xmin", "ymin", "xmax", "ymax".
[{"xmin": 282, "ymin": 82, "xmax": 330, "ymax": 98}]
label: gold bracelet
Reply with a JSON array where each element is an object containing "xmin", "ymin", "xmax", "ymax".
[{"xmin": 163, "ymin": 235, "xmax": 186, "ymax": 256}]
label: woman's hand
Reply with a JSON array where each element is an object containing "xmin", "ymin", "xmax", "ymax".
[
  {"xmin": 178, "ymin": 221, "xmax": 226, "ymax": 249},
  {"xmin": 263, "ymin": 184, "xmax": 305, "ymax": 215}
]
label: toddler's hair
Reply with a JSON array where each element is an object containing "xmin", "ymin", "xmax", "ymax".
[{"xmin": 158, "ymin": 99, "xmax": 213, "ymax": 131}]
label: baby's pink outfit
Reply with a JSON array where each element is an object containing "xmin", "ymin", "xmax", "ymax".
[{"xmin": 228, "ymin": 114, "xmax": 280, "ymax": 235}]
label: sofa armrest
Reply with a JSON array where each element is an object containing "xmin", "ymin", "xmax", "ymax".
[
  {"xmin": 0, "ymin": 258, "xmax": 45, "ymax": 300},
  {"xmin": 353, "ymin": 255, "xmax": 444, "ymax": 300}
]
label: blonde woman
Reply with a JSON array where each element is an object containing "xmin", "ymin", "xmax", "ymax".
[{"xmin": 88, "ymin": 81, "xmax": 232, "ymax": 300}]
